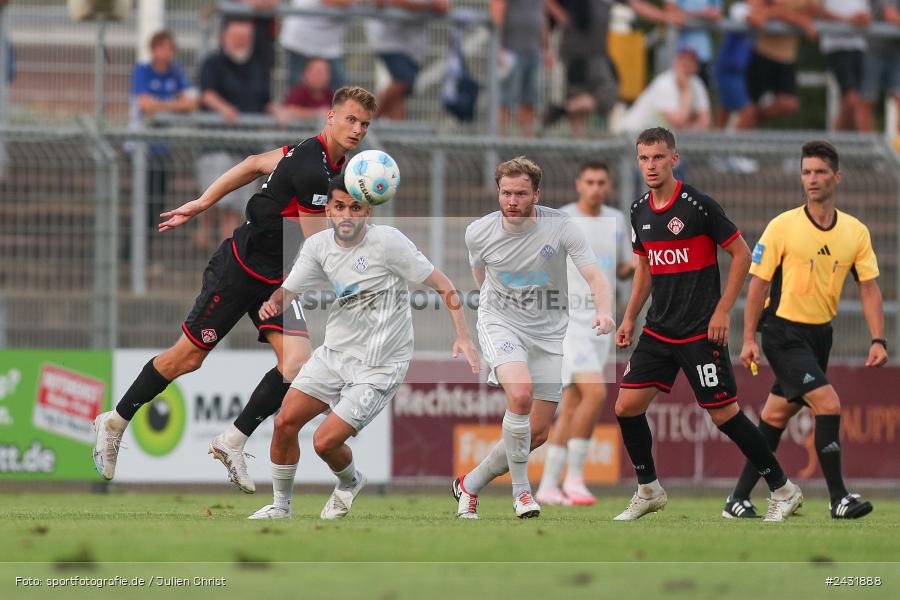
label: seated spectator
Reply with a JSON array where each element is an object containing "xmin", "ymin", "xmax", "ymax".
[
  {"xmin": 616, "ymin": 47, "xmax": 711, "ymax": 132},
  {"xmin": 196, "ymin": 19, "xmax": 271, "ymax": 249},
  {"xmin": 713, "ymin": 2, "xmax": 754, "ymax": 128},
  {"xmin": 817, "ymin": 0, "xmax": 871, "ymax": 131},
  {"xmin": 276, "ymin": 57, "xmax": 334, "ymax": 122},
  {"xmin": 665, "ymin": 0, "xmax": 722, "ymax": 89},
  {"xmin": 130, "ymin": 31, "xmax": 198, "ymax": 240},
  {"xmin": 367, "ymin": 0, "xmax": 450, "ymax": 120},
  {"xmin": 738, "ymin": 0, "xmax": 818, "ymax": 129},
  {"xmin": 280, "ymin": 0, "xmax": 355, "ymax": 89},
  {"xmin": 860, "ymin": 0, "xmax": 900, "ymax": 133}
]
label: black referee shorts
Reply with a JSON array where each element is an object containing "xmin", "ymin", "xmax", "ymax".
[
  {"xmin": 181, "ymin": 239, "xmax": 309, "ymax": 350},
  {"xmin": 760, "ymin": 315, "xmax": 832, "ymax": 403},
  {"xmin": 621, "ymin": 331, "xmax": 738, "ymax": 409}
]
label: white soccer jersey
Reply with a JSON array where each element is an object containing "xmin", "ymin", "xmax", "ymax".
[
  {"xmin": 465, "ymin": 205, "xmax": 595, "ymax": 341},
  {"xmin": 283, "ymin": 225, "xmax": 435, "ymax": 366},
  {"xmin": 559, "ymin": 203, "xmax": 630, "ymax": 330}
]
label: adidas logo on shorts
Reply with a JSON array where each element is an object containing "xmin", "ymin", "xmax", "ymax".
[{"xmin": 802, "ymin": 373, "xmax": 815, "ymax": 384}]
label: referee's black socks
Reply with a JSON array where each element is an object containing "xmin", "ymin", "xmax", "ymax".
[
  {"xmin": 114, "ymin": 358, "xmax": 170, "ymax": 421},
  {"xmin": 616, "ymin": 414, "xmax": 658, "ymax": 484},
  {"xmin": 731, "ymin": 420, "xmax": 785, "ymax": 499},
  {"xmin": 233, "ymin": 367, "xmax": 291, "ymax": 436},
  {"xmin": 718, "ymin": 411, "xmax": 788, "ymax": 491},
  {"xmin": 815, "ymin": 414, "xmax": 849, "ymax": 504}
]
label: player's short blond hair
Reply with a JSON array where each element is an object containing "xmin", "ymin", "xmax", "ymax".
[
  {"xmin": 333, "ymin": 86, "xmax": 378, "ymax": 114},
  {"xmin": 495, "ymin": 156, "xmax": 542, "ymax": 192}
]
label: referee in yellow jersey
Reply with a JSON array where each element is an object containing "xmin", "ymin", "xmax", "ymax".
[{"xmin": 722, "ymin": 141, "xmax": 888, "ymax": 520}]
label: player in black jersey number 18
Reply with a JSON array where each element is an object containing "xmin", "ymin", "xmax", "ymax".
[
  {"xmin": 612, "ymin": 127, "xmax": 802, "ymax": 522},
  {"xmin": 91, "ymin": 87, "xmax": 377, "ymax": 493}
]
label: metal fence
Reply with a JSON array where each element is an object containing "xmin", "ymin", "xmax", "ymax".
[{"xmin": 1, "ymin": 122, "xmax": 898, "ymax": 362}]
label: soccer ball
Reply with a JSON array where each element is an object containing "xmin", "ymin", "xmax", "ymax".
[{"xmin": 344, "ymin": 150, "xmax": 400, "ymax": 206}]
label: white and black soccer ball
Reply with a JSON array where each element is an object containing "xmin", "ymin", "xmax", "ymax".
[{"xmin": 344, "ymin": 150, "xmax": 400, "ymax": 206}]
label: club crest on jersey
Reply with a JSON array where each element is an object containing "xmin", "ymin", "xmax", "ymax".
[
  {"xmin": 539, "ymin": 245, "xmax": 555, "ymax": 259},
  {"xmin": 201, "ymin": 329, "xmax": 218, "ymax": 344},
  {"xmin": 355, "ymin": 257, "xmax": 369, "ymax": 272},
  {"xmin": 667, "ymin": 217, "xmax": 685, "ymax": 235},
  {"xmin": 501, "ymin": 340, "xmax": 516, "ymax": 354}
]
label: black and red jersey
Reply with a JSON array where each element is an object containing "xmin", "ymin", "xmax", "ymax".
[
  {"xmin": 231, "ymin": 134, "xmax": 344, "ymax": 283},
  {"xmin": 630, "ymin": 181, "xmax": 741, "ymax": 342}
]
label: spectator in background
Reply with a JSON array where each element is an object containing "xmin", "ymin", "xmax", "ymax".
[
  {"xmin": 196, "ymin": 19, "xmax": 273, "ymax": 249},
  {"xmin": 280, "ymin": 0, "xmax": 356, "ymax": 89},
  {"xmin": 860, "ymin": 1, "xmax": 900, "ymax": 134},
  {"xmin": 130, "ymin": 31, "xmax": 198, "ymax": 241},
  {"xmin": 713, "ymin": 1, "xmax": 754, "ymax": 128},
  {"xmin": 616, "ymin": 47, "xmax": 711, "ymax": 132},
  {"xmin": 738, "ymin": 0, "xmax": 819, "ymax": 129},
  {"xmin": 665, "ymin": 1, "xmax": 721, "ymax": 89},
  {"xmin": 492, "ymin": 0, "xmax": 548, "ymax": 137},
  {"xmin": 817, "ymin": 0, "xmax": 871, "ymax": 131},
  {"xmin": 367, "ymin": 0, "xmax": 450, "ymax": 120},
  {"xmin": 237, "ymin": 0, "xmax": 279, "ymax": 82},
  {"xmin": 276, "ymin": 57, "xmax": 334, "ymax": 122},
  {"xmin": 559, "ymin": 0, "xmax": 679, "ymax": 137}
]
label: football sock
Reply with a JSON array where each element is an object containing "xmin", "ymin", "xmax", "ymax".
[
  {"xmin": 222, "ymin": 424, "xmax": 249, "ymax": 450},
  {"xmin": 731, "ymin": 420, "xmax": 784, "ymax": 499},
  {"xmin": 638, "ymin": 479, "xmax": 664, "ymax": 499},
  {"xmin": 566, "ymin": 438, "xmax": 590, "ymax": 481},
  {"xmin": 462, "ymin": 441, "xmax": 508, "ymax": 494},
  {"xmin": 333, "ymin": 460, "xmax": 359, "ymax": 492},
  {"xmin": 617, "ymin": 414, "xmax": 657, "ymax": 484},
  {"xmin": 233, "ymin": 367, "xmax": 290, "ymax": 437},
  {"xmin": 502, "ymin": 411, "xmax": 532, "ymax": 497},
  {"xmin": 271, "ymin": 463, "xmax": 297, "ymax": 511},
  {"xmin": 538, "ymin": 444, "xmax": 566, "ymax": 490},
  {"xmin": 718, "ymin": 411, "xmax": 787, "ymax": 491},
  {"xmin": 815, "ymin": 415, "xmax": 849, "ymax": 504},
  {"xmin": 115, "ymin": 358, "xmax": 170, "ymax": 421},
  {"xmin": 107, "ymin": 411, "xmax": 128, "ymax": 432}
]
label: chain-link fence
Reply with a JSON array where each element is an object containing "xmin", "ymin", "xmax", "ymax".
[{"xmin": 2, "ymin": 122, "xmax": 898, "ymax": 361}]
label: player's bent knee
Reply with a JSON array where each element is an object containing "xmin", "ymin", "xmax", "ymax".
[
  {"xmin": 531, "ymin": 425, "xmax": 550, "ymax": 449},
  {"xmin": 274, "ymin": 409, "xmax": 302, "ymax": 435},
  {"xmin": 312, "ymin": 431, "xmax": 340, "ymax": 457}
]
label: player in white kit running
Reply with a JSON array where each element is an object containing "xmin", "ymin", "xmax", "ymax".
[
  {"xmin": 535, "ymin": 160, "xmax": 636, "ymax": 507},
  {"xmin": 248, "ymin": 176, "xmax": 479, "ymax": 520},
  {"xmin": 452, "ymin": 157, "xmax": 616, "ymax": 519}
]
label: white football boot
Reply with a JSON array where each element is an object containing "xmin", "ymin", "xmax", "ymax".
[
  {"xmin": 613, "ymin": 490, "xmax": 668, "ymax": 521},
  {"xmin": 320, "ymin": 471, "xmax": 367, "ymax": 520},
  {"xmin": 209, "ymin": 434, "xmax": 255, "ymax": 494},
  {"xmin": 514, "ymin": 490, "xmax": 541, "ymax": 519},
  {"xmin": 92, "ymin": 411, "xmax": 125, "ymax": 480},
  {"xmin": 247, "ymin": 504, "xmax": 292, "ymax": 520},
  {"xmin": 764, "ymin": 481, "xmax": 803, "ymax": 522}
]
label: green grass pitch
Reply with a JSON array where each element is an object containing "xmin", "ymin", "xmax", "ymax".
[{"xmin": 1, "ymin": 491, "xmax": 899, "ymax": 599}]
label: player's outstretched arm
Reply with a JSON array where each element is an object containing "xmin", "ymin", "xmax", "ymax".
[
  {"xmin": 423, "ymin": 269, "xmax": 481, "ymax": 373},
  {"xmin": 577, "ymin": 263, "xmax": 615, "ymax": 335},
  {"xmin": 741, "ymin": 275, "xmax": 770, "ymax": 370},
  {"xmin": 617, "ymin": 255, "xmax": 651, "ymax": 348},
  {"xmin": 709, "ymin": 235, "xmax": 751, "ymax": 346},
  {"xmin": 159, "ymin": 147, "xmax": 286, "ymax": 232},
  {"xmin": 859, "ymin": 279, "xmax": 888, "ymax": 367},
  {"xmin": 259, "ymin": 287, "xmax": 293, "ymax": 321}
]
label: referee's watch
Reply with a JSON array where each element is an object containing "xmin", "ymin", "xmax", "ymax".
[{"xmin": 871, "ymin": 338, "xmax": 888, "ymax": 350}]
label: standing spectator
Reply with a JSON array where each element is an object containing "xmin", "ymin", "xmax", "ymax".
[
  {"xmin": 713, "ymin": 2, "xmax": 754, "ymax": 128},
  {"xmin": 196, "ymin": 19, "xmax": 273, "ymax": 249},
  {"xmin": 738, "ymin": 0, "xmax": 819, "ymax": 129},
  {"xmin": 367, "ymin": 0, "xmax": 450, "ymax": 120},
  {"xmin": 817, "ymin": 0, "xmax": 872, "ymax": 131},
  {"xmin": 860, "ymin": 0, "xmax": 900, "ymax": 133},
  {"xmin": 237, "ymin": 0, "xmax": 280, "ymax": 82},
  {"xmin": 276, "ymin": 57, "xmax": 334, "ymax": 122},
  {"xmin": 616, "ymin": 47, "xmax": 711, "ymax": 132},
  {"xmin": 665, "ymin": 1, "xmax": 722, "ymax": 89},
  {"xmin": 491, "ymin": 0, "xmax": 547, "ymax": 136},
  {"xmin": 280, "ymin": 0, "xmax": 356, "ymax": 89},
  {"xmin": 130, "ymin": 31, "xmax": 198, "ymax": 242},
  {"xmin": 559, "ymin": 0, "xmax": 678, "ymax": 137}
]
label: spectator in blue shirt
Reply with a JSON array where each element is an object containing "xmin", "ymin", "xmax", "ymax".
[{"xmin": 665, "ymin": 0, "xmax": 722, "ymax": 89}]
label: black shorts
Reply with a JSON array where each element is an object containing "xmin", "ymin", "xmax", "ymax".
[
  {"xmin": 760, "ymin": 316, "xmax": 832, "ymax": 403},
  {"xmin": 747, "ymin": 52, "xmax": 797, "ymax": 102},
  {"xmin": 826, "ymin": 50, "xmax": 865, "ymax": 93},
  {"xmin": 182, "ymin": 239, "xmax": 309, "ymax": 350},
  {"xmin": 621, "ymin": 331, "xmax": 738, "ymax": 409}
]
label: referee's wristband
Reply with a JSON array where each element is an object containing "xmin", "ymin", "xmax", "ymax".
[{"xmin": 871, "ymin": 338, "xmax": 888, "ymax": 350}]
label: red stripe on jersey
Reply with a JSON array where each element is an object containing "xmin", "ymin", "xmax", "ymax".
[
  {"xmin": 280, "ymin": 196, "xmax": 327, "ymax": 218},
  {"xmin": 633, "ymin": 248, "xmax": 647, "ymax": 256},
  {"xmin": 621, "ymin": 381, "xmax": 673, "ymax": 392},
  {"xmin": 231, "ymin": 240, "xmax": 286, "ymax": 285},
  {"xmin": 649, "ymin": 180, "xmax": 683, "ymax": 214},
  {"xmin": 643, "ymin": 235, "xmax": 716, "ymax": 275},
  {"xmin": 643, "ymin": 328, "xmax": 708, "ymax": 344},
  {"xmin": 296, "ymin": 204, "xmax": 325, "ymax": 214},
  {"xmin": 317, "ymin": 133, "xmax": 345, "ymax": 171},
  {"xmin": 282, "ymin": 145, "xmax": 289, "ymax": 156},
  {"xmin": 720, "ymin": 230, "xmax": 741, "ymax": 248}
]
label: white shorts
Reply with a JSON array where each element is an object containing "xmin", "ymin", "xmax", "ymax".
[
  {"xmin": 476, "ymin": 319, "xmax": 563, "ymax": 402},
  {"xmin": 290, "ymin": 346, "xmax": 409, "ymax": 432},
  {"xmin": 562, "ymin": 326, "xmax": 612, "ymax": 386}
]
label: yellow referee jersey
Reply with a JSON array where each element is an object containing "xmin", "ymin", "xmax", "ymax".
[{"xmin": 749, "ymin": 206, "xmax": 879, "ymax": 325}]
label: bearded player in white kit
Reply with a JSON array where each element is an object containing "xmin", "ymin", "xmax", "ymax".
[
  {"xmin": 452, "ymin": 157, "xmax": 616, "ymax": 519},
  {"xmin": 249, "ymin": 176, "xmax": 480, "ymax": 520}
]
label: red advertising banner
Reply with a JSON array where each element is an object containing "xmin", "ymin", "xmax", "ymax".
[{"xmin": 391, "ymin": 359, "xmax": 900, "ymax": 482}]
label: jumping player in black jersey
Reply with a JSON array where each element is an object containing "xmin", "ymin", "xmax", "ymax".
[
  {"xmin": 92, "ymin": 86, "xmax": 377, "ymax": 493},
  {"xmin": 612, "ymin": 127, "xmax": 802, "ymax": 522}
]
